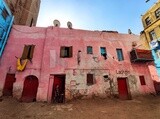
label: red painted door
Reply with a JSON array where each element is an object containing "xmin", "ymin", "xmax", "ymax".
[
  {"xmin": 3, "ymin": 74, "xmax": 16, "ymax": 96},
  {"xmin": 21, "ymin": 75, "xmax": 39, "ymax": 102},
  {"xmin": 117, "ymin": 78, "xmax": 129, "ymax": 100}
]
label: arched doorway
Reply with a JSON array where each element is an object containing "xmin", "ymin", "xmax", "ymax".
[{"xmin": 21, "ymin": 75, "xmax": 39, "ymax": 102}]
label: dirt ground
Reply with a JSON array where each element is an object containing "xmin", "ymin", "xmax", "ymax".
[{"xmin": 0, "ymin": 95, "xmax": 160, "ymax": 119}]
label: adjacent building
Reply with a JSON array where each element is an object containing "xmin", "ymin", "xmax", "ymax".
[
  {"xmin": 0, "ymin": 0, "xmax": 14, "ymax": 57},
  {"xmin": 0, "ymin": 25, "xmax": 155, "ymax": 102},
  {"xmin": 141, "ymin": 0, "xmax": 160, "ymax": 94},
  {"xmin": 4, "ymin": 0, "xmax": 41, "ymax": 26}
]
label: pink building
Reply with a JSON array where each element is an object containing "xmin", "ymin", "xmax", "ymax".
[{"xmin": 0, "ymin": 25, "xmax": 156, "ymax": 103}]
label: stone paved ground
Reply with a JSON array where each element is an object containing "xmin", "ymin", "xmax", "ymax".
[{"xmin": 0, "ymin": 95, "xmax": 160, "ymax": 119}]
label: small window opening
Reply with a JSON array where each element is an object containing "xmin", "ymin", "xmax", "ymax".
[
  {"xmin": 139, "ymin": 76, "xmax": 146, "ymax": 85},
  {"xmin": 30, "ymin": 18, "xmax": 34, "ymax": 27},
  {"xmin": 100, "ymin": 47, "xmax": 107, "ymax": 59},
  {"xmin": 60, "ymin": 46, "xmax": 73, "ymax": 58},
  {"xmin": 21, "ymin": 45, "xmax": 35, "ymax": 60},
  {"xmin": 116, "ymin": 48, "xmax": 124, "ymax": 61},
  {"xmin": 149, "ymin": 30, "xmax": 157, "ymax": 41},
  {"xmin": 87, "ymin": 74, "xmax": 95, "ymax": 86},
  {"xmin": 145, "ymin": 17, "xmax": 151, "ymax": 26},
  {"xmin": 87, "ymin": 46, "xmax": 93, "ymax": 54}
]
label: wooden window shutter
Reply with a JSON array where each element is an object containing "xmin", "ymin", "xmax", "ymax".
[
  {"xmin": 69, "ymin": 46, "xmax": 73, "ymax": 57},
  {"xmin": 60, "ymin": 47, "xmax": 65, "ymax": 57},
  {"xmin": 29, "ymin": 45, "xmax": 35, "ymax": 59},
  {"xmin": 21, "ymin": 45, "xmax": 30, "ymax": 59}
]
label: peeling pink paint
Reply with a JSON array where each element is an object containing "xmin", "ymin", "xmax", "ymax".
[{"xmin": 0, "ymin": 25, "xmax": 156, "ymax": 102}]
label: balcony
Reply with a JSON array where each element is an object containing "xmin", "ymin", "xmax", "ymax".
[{"xmin": 130, "ymin": 49, "xmax": 153, "ymax": 62}]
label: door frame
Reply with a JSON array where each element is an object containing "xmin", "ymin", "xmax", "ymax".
[{"xmin": 51, "ymin": 74, "xmax": 66, "ymax": 103}]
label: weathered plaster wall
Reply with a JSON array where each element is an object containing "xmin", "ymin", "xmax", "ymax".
[
  {"xmin": 0, "ymin": 25, "xmax": 46, "ymax": 98},
  {"xmin": 0, "ymin": 25, "xmax": 156, "ymax": 102},
  {"xmin": 39, "ymin": 27, "xmax": 155, "ymax": 101}
]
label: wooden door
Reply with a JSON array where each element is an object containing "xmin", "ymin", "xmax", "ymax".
[
  {"xmin": 21, "ymin": 75, "xmax": 39, "ymax": 102},
  {"xmin": 117, "ymin": 78, "xmax": 129, "ymax": 100},
  {"xmin": 3, "ymin": 73, "xmax": 16, "ymax": 96}
]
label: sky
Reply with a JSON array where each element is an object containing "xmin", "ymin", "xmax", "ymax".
[{"xmin": 36, "ymin": 0, "xmax": 158, "ymax": 35}]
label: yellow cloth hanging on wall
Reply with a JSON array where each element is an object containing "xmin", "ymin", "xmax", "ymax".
[{"xmin": 17, "ymin": 58, "xmax": 28, "ymax": 71}]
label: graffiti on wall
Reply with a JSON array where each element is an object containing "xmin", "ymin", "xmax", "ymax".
[{"xmin": 116, "ymin": 70, "xmax": 130, "ymax": 76}]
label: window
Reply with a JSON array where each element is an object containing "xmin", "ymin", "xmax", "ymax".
[
  {"xmin": 30, "ymin": 18, "xmax": 34, "ymax": 27},
  {"xmin": 155, "ymin": 8, "xmax": 160, "ymax": 19},
  {"xmin": 60, "ymin": 46, "xmax": 72, "ymax": 58},
  {"xmin": 87, "ymin": 46, "xmax": 93, "ymax": 54},
  {"xmin": 139, "ymin": 76, "xmax": 146, "ymax": 85},
  {"xmin": 0, "ymin": 28, "xmax": 4, "ymax": 39},
  {"xmin": 116, "ymin": 48, "xmax": 124, "ymax": 61},
  {"xmin": 149, "ymin": 30, "xmax": 157, "ymax": 41},
  {"xmin": 145, "ymin": 17, "xmax": 151, "ymax": 26},
  {"xmin": 100, "ymin": 47, "xmax": 107, "ymax": 59},
  {"xmin": 87, "ymin": 74, "xmax": 94, "ymax": 85},
  {"xmin": 2, "ymin": 8, "xmax": 9, "ymax": 20},
  {"xmin": 100, "ymin": 47, "xmax": 106, "ymax": 55},
  {"xmin": 21, "ymin": 45, "xmax": 35, "ymax": 60}
]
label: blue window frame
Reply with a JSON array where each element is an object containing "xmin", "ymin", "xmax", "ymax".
[
  {"xmin": 100, "ymin": 47, "xmax": 107, "ymax": 60},
  {"xmin": 87, "ymin": 46, "xmax": 93, "ymax": 54},
  {"xmin": 0, "ymin": 0, "xmax": 14, "ymax": 57},
  {"xmin": 116, "ymin": 48, "xmax": 124, "ymax": 61},
  {"xmin": 100, "ymin": 47, "xmax": 106, "ymax": 55},
  {"xmin": 2, "ymin": 8, "xmax": 9, "ymax": 20}
]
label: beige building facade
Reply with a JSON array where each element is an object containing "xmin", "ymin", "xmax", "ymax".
[
  {"xmin": 140, "ymin": 0, "xmax": 160, "ymax": 94},
  {"xmin": 4, "ymin": 0, "xmax": 41, "ymax": 26}
]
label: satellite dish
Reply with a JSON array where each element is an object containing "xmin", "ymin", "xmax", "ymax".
[
  {"xmin": 128, "ymin": 29, "xmax": 132, "ymax": 34},
  {"xmin": 53, "ymin": 20, "xmax": 60, "ymax": 27},
  {"xmin": 67, "ymin": 21, "xmax": 72, "ymax": 29}
]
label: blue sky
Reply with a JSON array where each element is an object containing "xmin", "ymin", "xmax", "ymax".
[{"xmin": 37, "ymin": 0, "xmax": 157, "ymax": 34}]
